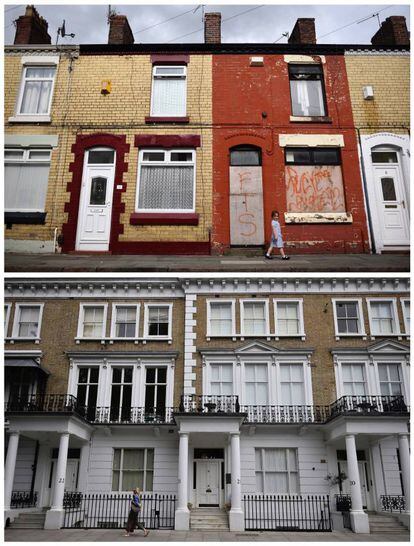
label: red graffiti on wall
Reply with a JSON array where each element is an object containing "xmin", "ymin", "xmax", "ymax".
[
  {"xmin": 285, "ymin": 165, "xmax": 346, "ymax": 213},
  {"xmin": 236, "ymin": 169, "xmax": 258, "ymax": 237}
]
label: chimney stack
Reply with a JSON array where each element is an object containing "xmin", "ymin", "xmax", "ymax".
[
  {"xmin": 108, "ymin": 14, "xmax": 134, "ymax": 45},
  {"xmin": 371, "ymin": 16, "xmax": 409, "ymax": 46},
  {"xmin": 204, "ymin": 12, "xmax": 221, "ymax": 44},
  {"xmin": 14, "ymin": 5, "xmax": 51, "ymax": 45},
  {"xmin": 288, "ymin": 18, "xmax": 316, "ymax": 45}
]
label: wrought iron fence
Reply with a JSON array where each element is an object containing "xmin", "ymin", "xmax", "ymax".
[
  {"xmin": 242, "ymin": 405, "xmax": 328, "ymax": 424},
  {"xmin": 92, "ymin": 407, "xmax": 174, "ymax": 425},
  {"xmin": 380, "ymin": 495, "xmax": 406, "ymax": 513},
  {"xmin": 179, "ymin": 394, "xmax": 240, "ymax": 413},
  {"xmin": 335, "ymin": 494, "xmax": 351, "ymax": 512},
  {"xmin": 63, "ymin": 492, "xmax": 176, "ymax": 529},
  {"xmin": 243, "ymin": 494, "xmax": 331, "ymax": 531},
  {"xmin": 10, "ymin": 491, "xmax": 38, "ymax": 508},
  {"xmin": 327, "ymin": 395, "xmax": 408, "ymax": 420}
]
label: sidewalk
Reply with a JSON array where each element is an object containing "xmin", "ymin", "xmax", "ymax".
[
  {"xmin": 5, "ymin": 253, "xmax": 410, "ymax": 273},
  {"xmin": 4, "ymin": 528, "xmax": 411, "ymax": 542}
]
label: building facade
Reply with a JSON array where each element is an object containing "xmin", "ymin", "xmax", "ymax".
[{"xmin": 4, "ymin": 277, "xmax": 410, "ymax": 533}]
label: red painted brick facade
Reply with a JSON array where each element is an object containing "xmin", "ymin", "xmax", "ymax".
[{"xmin": 212, "ymin": 53, "xmax": 370, "ymax": 254}]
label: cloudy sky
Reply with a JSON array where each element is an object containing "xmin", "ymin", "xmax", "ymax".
[{"xmin": 4, "ymin": 2, "xmax": 410, "ymax": 45}]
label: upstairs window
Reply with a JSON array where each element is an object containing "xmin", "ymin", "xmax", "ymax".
[
  {"xmin": 368, "ymin": 299, "xmax": 399, "ymax": 336},
  {"xmin": 274, "ymin": 300, "xmax": 304, "ymax": 336},
  {"xmin": 333, "ymin": 299, "xmax": 365, "ymax": 337},
  {"xmin": 137, "ymin": 149, "xmax": 195, "ymax": 212},
  {"xmin": 245, "ymin": 363, "xmax": 268, "ymax": 404},
  {"xmin": 210, "ymin": 364, "xmax": 233, "ymax": 396},
  {"xmin": 342, "ymin": 363, "xmax": 366, "ymax": 396},
  {"xmin": 401, "ymin": 299, "xmax": 410, "ymax": 335},
  {"xmin": 207, "ymin": 301, "xmax": 234, "ymax": 337},
  {"xmin": 144, "ymin": 304, "xmax": 172, "ymax": 338},
  {"xmin": 280, "ymin": 364, "xmax": 305, "ymax": 405},
  {"xmin": 18, "ymin": 65, "xmax": 56, "ymax": 115},
  {"xmin": 151, "ymin": 65, "xmax": 186, "ymax": 117},
  {"xmin": 241, "ymin": 301, "xmax": 269, "ymax": 336},
  {"xmin": 289, "ymin": 64, "xmax": 326, "ymax": 117},
  {"xmin": 378, "ymin": 363, "xmax": 402, "ymax": 396},
  {"xmin": 111, "ymin": 305, "xmax": 139, "ymax": 339},
  {"xmin": 12, "ymin": 304, "xmax": 43, "ymax": 339},
  {"xmin": 78, "ymin": 304, "xmax": 107, "ymax": 338}
]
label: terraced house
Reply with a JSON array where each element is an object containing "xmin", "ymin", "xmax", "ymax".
[{"xmin": 4, "ymin": 277, "xmax": 410, "ymax": 534}]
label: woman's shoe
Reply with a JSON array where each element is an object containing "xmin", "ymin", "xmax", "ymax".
[{"xmin": 282, "ymin": 255, "xmax": 290, "ymax": 260}]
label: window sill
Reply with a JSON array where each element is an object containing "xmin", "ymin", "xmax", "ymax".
[
  {"xmin": 75, "ymin": 337, "xmax": 173, "ymax": 344},
  {"xmin": 284, "ymin": 212, "xmax": 353, "ymax": 224},
  {"xmin": 290, "ymin": 115, "xmax": 332, "ymax": 123},
  {"xmin": 8, "ymin": 115, "xmax": 51, "ymax": 123},
  {"xmin": 6, "ymin": 338, "xmax": 41, "ymax": 344},
  {"xmin": 145, "ymin": 116, "xmax": 190, "ymax": 124},
  {"xmin": 130, "ymin": 212, "xmax": 199, "ymax": 226},
  {"xmin": 335, "ymin": 334, "xmax": 367, "ymax": 341},
  {"xmin": 5, "ymin": 212, "xmax": 46, "ymax": 226}
]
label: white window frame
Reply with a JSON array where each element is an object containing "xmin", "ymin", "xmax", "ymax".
[
  {"xmin": 11, "ymin": 303, "xmax": 44, "ymax": 341},
  {"xmin": 367, "ymin": 298, "xmax": 401, "ymax": 338},
  {"xmin": 377, "ymin": 362, "xmax": 404, "ymax": 397},
  {"xmin": 150, "ymin": 64, "xmax": 187, "ymax": 117},
  {"xmin": 334, "ymin": 358, "xmax": 371, "ymax": 398},
  {"xmin": 110, "ymin": 304, "xmax": 140, "ymax": 340},
  {"xmin": 242, "ymin": 361, "xmax": 271, "ymax": 405},
  {"xmin": 206, "ymin": 362, "xmax": 235, "ymax": 396},
  {"xmin": 273, "ymin": 298, "xmax": 305, "ymax": 338},
  {"xmin": 143, "ymin": 303, "xmax": 173, "ymax": 340},
  {"xmin": 240, "ymin": 299, "xmax": 270, "ymax": 337},
  {"xmin": 5, "ymin": 147, "xmax": 52, "ymax": 212},
  {"xmin": 206, "ymin": 299, "xmax": 236, "ymax": 338},
  {"xmin": 332, "ymin": 298, "xmax": 366, "ymax": 339},
  {"xmin": 112, "ymin": 447, "xmax": 154, "ymax": 492},
  {"xmin": 401, "ymin": 298, "xmax": 410, "ymax": 337},
  {"xmin": 136, "ymin": 148, "xmax": 196, "ymax": 213},
  {"xmin": 10, "ymin": 56, "xmax": 59, "ymax": 123},
  {"xmin": 4, "ymin": 303, "xmax": 12, "ymax": 337},
  {"xmin": 255, "ymin": 447, "xmax": 299, "ymax": 495},
  {"xmin": 76, "ymin": 303, "xmax": 108, "ymax": 340}
]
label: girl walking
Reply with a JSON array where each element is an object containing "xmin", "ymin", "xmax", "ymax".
[
  {"xmin": 265, "ymin": 210, "xmax": 290, "ymax": 260},
  {"xmin": 124, "ymin": 488, "xmax": 149, "ymax": 537}
]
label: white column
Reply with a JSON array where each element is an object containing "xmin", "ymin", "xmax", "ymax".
[
  {"xmin": 345, "ymin": 434, "xmax": 369, "ymax": 533},
  {"xmin": 398, "ymin": 434, "xmax": 410, "ymax": 513},
  {"xmin": 229, "ymin": 432, "xmax": 244, "ymax": 531},
  {"xmin": 44, "ymin": 432, "xmax": 69, "ymax": 530},
  {"xmin": 175, "ymin": 432, "xmax": 190, "ymax": 530},
  {"xmin": 4, "ymin": 432, "xmax": 20, "ymax": 510}
]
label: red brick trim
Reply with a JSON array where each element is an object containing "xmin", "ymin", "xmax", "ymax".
[
  {"xmin": 130, "ymin": 213, "xmax": 199, "ymax": 226},
  {"xmin": 134, "ymin": 135, "xmax": 201, "ymax": 148},
  {"xmin": 110, "ymin": 241, "xmax": 210, "ymax": 255},
  {"xmin": 151, "ymin": 54, "xmax": 189, "ymax": 65},
  {"xmin": 61, "ymin": 133, "xmax": 130, "ymax": 253},
  {"xmin": 145, "ymin": 116, "xmax": 190, "ymax": 124}
]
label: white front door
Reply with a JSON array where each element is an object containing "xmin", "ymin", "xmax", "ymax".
[
  {"xmin": 46, "ymin": 459, "xmax": 79, "ymax": 507},
  {"xmin": 373, "ymin": 166, "xmax": 410, "ymax": 246},
  {"xmin": 196, "ymin": 460, "xmax": 221, "ymax": 506},
  {"xmin": 76, "ymin": 165, "xmax": 115, "ymax": 251},
  {"xmin": 339, "ymin": 460, "xmax": 370, "ymax": 509}
]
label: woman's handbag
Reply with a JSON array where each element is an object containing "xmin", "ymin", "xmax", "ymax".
[{"xmin": 131, "ymin": 503, "xmax": 140, "ymax": 513}]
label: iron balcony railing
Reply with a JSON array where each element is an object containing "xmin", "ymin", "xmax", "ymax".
[
  {"xmin": 242, "ymin": 404, "xmax": 328, "ymax": 424},
  {"xmin": 380, "ymin": 494, "xmax": 406, "ymax": 513},
  {"xmin": 327, "ymin": 395, "xmax": 408, "ymax": 420},
  {"xmin": 179, "ymin": 394, "xmax": 240, "ymax": 413},
  {"xmin": 91, "ymin": 407, "xmax": 174, "ymax": 425},
  {"xmin": 10, "ymin": 490, "xmax": 38, "ymax": 508},
  {"xmin": 5, "ymin": 394, "xmax": 84, "ymax": 415}
]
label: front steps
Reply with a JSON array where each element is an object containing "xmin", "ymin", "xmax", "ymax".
[
  {"xmin": 190, "ymin": 507, "xmax": 229, "ymax": 531},
  {"xmin": 368, "ymin": 512, "xmax": 409, "ymax": 533},
  {"xmin": 9, "ymin": 511, "xmax": 46, "ymax": 529}
]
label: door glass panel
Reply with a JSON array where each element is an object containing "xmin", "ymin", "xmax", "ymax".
[
  {"xmin": 381, "ymin": 178, "xmax": 397, "ymax": 201},
  {"xmin": 371, "ymin": 151, "xmax": 398, "ymax": 163},
  {"xmin": 88, "ymin": 150, "xmax": 115, "ymax": 164},
  {"xmin": 90, "ymin": 176, "xmax": 107, "ymax": 205}
]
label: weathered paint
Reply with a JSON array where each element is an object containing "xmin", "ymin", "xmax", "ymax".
[{"xmin": 279, "ymin": 134, "xmax": 345, "ymax": 147}]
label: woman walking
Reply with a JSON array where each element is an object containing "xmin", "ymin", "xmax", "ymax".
[{"xmin": 124, "ymin": 488, "xmax": 149, "ymax": 537}]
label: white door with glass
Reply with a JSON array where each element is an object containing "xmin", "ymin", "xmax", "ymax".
[
  {"xmin": 373, "ymin": 165, "xmax": 409, "ymax": 247},
  {"xmin": 196, "ymin": 460, "xmax": 221, "ymax": 506},
  {"xmin": 76, "ymin": 149, "xmax": 116, "ymax": 251}
]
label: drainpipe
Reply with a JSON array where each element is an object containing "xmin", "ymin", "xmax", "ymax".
[{"xmin": 356, "ymin": 127, "xmax": 376, "ymax": 254}]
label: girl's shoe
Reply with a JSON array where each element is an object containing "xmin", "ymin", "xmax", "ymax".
[
  {"xmin": 144, "ymin": 530, "xmax": 150, "ymax": 537},
  {"xmin": 282, "ymin": 255, "xmax": 290, "ymax": 260},
  {"xmin": 265, "ymin": 254, "xmax": 273, "ymax": 260}
]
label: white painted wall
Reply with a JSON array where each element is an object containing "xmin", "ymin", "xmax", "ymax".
[
  {"xmin": 379, "ymin": 437, "xmax": 403, "ymax": 496},
  {"xmin": 12, "ymin": 436, "xmax": 36, "ymax": 491}
]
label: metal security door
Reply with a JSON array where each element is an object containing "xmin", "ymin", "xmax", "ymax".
[
  {"xmin": 196, "ymin": 460, "xmax": 220, "ymax": 506},
  {"xmin": 373, "ymin": 166, "xmax": 409, "ymax": 246},
  {"xmin": 76, "ymin": 165, "xmax": 115, "ymax": 251}
]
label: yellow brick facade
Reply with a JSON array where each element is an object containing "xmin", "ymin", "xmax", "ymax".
[{"xmin": 5, "ymin": 49, "xmax": 212, "ymax": 247}]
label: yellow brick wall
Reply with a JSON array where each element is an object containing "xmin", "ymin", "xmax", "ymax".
[
  {"xmin": 4, "ymin": 52, "xmax": 213, "ymax": 244},
  {"xmin": 345, "ymin": 54, "xmax": 410, "ymax": 133}
]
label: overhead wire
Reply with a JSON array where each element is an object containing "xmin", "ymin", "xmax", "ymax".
[
  {"xmin": 133, "ymin": 6, "xmax": 196, "ymax": 36},
  {"xmin": 318, "ymin": 5, "xmax": 392, "ymax": 39}
]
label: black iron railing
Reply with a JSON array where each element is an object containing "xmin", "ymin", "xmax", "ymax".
[
  {"xmin": 327, "ymin": 395, "xmax": 408, "ymax": 420},
  {"xmin": 380, "ymin": 495, "xmax": 406, "ymax": 513},
  {"xmin": 92, "ymin": 407, "xmax": 174, "ymax": 424},
  {"xmin": 62, "ymin": 492, "xmax": 176, "ymax": 529},
  {"xmin": 10, "ymin": 490, "xmax": 38, "ymax": 508},
  {"xmin": 243, "ymin": 494, "xmax": 331, "ymax": 531},
  {"xmin": 335, "ymin": 494, "xmax": 351, "ymax": 512},
  {"xmin": 5, "ymin": 394, "xmax": 83, "ymax": 415},
  {"xmin": 179, "ymin": 394, "xmax": 240, "ymax": 413},
  {"xmin": 242, "ymin": 405, "xmax": 328, "ymax": 424}
]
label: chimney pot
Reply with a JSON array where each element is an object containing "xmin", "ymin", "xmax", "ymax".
[
  {"xmin": 108, "ymin": 14, "xmax": 134, "ymax": 45},
  {"xmin": 204, "ymin": 12, "xmax": 221, "ymax": 44},
  {"xmin": 14, "ymin": 4, "xmax": 51, "ymax": 45},
  {"xmin": 288, "ymin": 18, "xmax": 316, "ymax": 45},
  {"xmin": 371, "ymin": 16, "xmax": 409, "ymax": 46}
]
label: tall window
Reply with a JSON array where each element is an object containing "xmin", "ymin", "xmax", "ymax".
[
  {"xmin": 137, "ymin": 149, "xmax": 195, "ymax": 212},
  {"xmin": 289, "ymin": 64, "xmax": 326, "ymax": 117},
  {"xmin": 76, "ymin": 367, "xmax": 99, "ymax": 420},
  {"xmin": 112, "ymin": 448, "xmax": 154, "ymax": 491},
  {"xmin": 18, "ymin": 65, "xmax": 56, "ymax": 115},
  {"xmin": 4, "ymin": 304, "xmax": 11, "ymax": 337},
  {"xmin": 280, "ymin": 364, "xmax": 305, "ymax": 405},
  {"xmin": 275, "ymin": 301, "xmax": 302, "ymax": 336},
  {"xmin": 151, "ymin": 65, "xmax": 186, "ymax": 117},
  {"xmin": 378, "ymin": 364, "xmax": 402, "ymax": 396},
  {"xmin": 245, "ymin": 363, "xmax": 268, "ymax": 404},
  {"xmin": 369, "ymin": 300, "xmax": 398, "ymax": 335},
  {"xmin": 342, "ymin": 363, "xmax": 366, "ymax": 396},
  {"xmin": 242, "ymin": 301, "xmax": 268, "ymax": 336},
  {"xmin": 145, "ymin": 305, "xmax": 171, "ymax": 338},
  {"xmin": 5, "ymin": 148, "xmax": 51, "ymax": 213},
  {"xmin": 210, "ymin": 364, "xmax": 233, "ymax": 395},
  {"xmin": 112, "ymin": 305, "xmax": 138, "ymax": 338},
  {"xmin": 402, "ymin": 300, "xmax": 410, "ymax": 335},
  {"xmin": 208, "ymin": 301, "xmax": 233, "ymax": 336},
  {"xmin": 334, "ymin": 300, "xmax": 364, "ymax": 335},
  {"xmin": 110, "ymin": 367, "xmax": 133, "ymax": 421},
  {"xmin": 255, "ymin": 448, "xmax": 298, "ymax": 494},
  {"xmin": 79, "ymin": 305, "xmax": 106, "ymax": 338},
  {"xmin": 145, "ymin": 367, "xmax": 167, "ymax": 417},
  {"xmin": 13, "ymin": 304, "xmax": 42, "ymax": 338}
]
